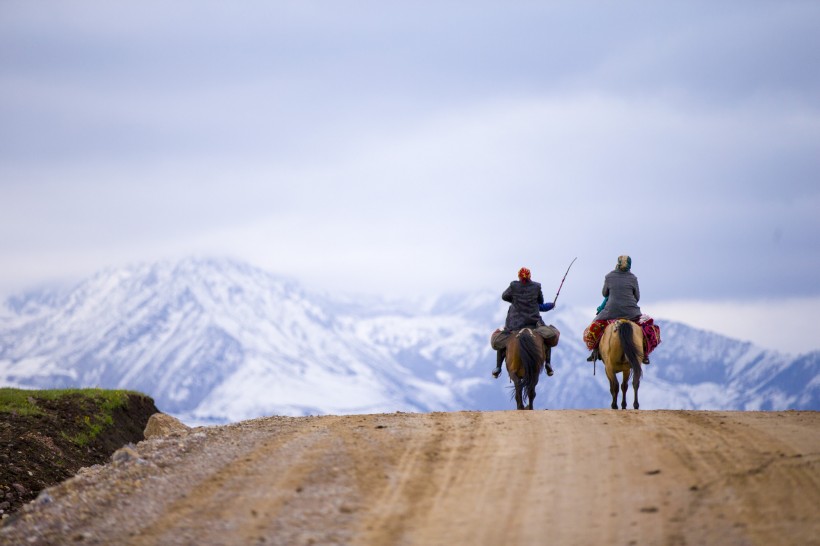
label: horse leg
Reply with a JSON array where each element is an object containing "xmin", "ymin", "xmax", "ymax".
[
  {"xmin": 527, "ymin": 384, "xmax": 535, "ymax": 410},
  {"xmin": 513, "ymin": 377, "xmax": 525, "ymax": 410},
  {"xmin": 620, "ymin": 369, "xmax": 630, "ymax": 410},
  {"xmin": 633, "ymin": 372, "xmax": 641, "ymax": 410},
  {"xmin": 606, "ymin": 370, "xmax": 619, "ymax": 410}
]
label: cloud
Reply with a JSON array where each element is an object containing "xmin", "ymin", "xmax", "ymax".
[
  {"xmin": 652, "ymin": 297, "xmax": 820, "ymax": 355},
  {"xmin": 0, "ymin": 0, "xmax": 818, "ymax": 353},
  {"xmin": 2, "ymin": 91, "xmax": 818, "ymax": 298}
]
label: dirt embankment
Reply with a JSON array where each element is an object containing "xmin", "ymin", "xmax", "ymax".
[
  {"xmin": 2, "ymin": 410, "xmax": 819, "ymax": 546},
  {"xmin": 0, "ymin": 391, "xmax": 158, "ymax": 517}
]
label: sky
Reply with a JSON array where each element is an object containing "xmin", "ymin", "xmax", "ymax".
[{"xmin": 1, "ymin": 1, "xmax": 819, "ymax": 353}]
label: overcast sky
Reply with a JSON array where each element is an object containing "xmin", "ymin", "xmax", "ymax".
[{"xmin": 1, "ymin": 1, "xmax": 819, "ymax": 352}]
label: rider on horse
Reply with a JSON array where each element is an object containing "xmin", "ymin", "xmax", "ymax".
[
  {"xmin": 585, "ymin": 255, "xmax": 650, "ymax": 364},
  {"xmin": 491, "ymin": 267, "xmax": 560, "ymax": 378}
]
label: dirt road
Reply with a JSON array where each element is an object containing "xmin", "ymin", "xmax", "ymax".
[{"xmin": 2, "ymin": 410, "xmax": 818, "ymax": 545}]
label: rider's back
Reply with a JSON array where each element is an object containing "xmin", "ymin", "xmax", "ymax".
[
  {"xmin": 503, "ymin": 280, "xmax": 544, "ymax": 330},
  {"xmin": 595, "ymin": 270, "xmax": 641, "ymax": 321}
]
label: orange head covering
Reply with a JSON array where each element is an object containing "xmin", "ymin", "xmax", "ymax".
[{"xmin": 518, "ymin": 267, "xmax": 531, "ymax": 282}]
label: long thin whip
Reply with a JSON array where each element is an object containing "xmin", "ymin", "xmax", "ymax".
[{"xmin": 552, "ymin": 257, "xmax": 577, "ymax": 306}]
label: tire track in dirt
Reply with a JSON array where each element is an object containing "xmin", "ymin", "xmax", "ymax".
[
  {"xmin": 132, "ymin": 416, "xmax": 346, "ymax": 545},
  {"xmin": 504, "ymin": 410, "xmax": 693, "ymax": 546},
  {"xmin": 662, "ymin": 411, "xmax": 820, "ymax": 545},
  {"xmin": 348, "ymin": 410, "xmax": 820, "ymax": 546},
  {"xmin": 410, "ymin": 410, "xmax": 549, "ymax": 546},
  {"xmin": 352, "ymin": 411, "xmax": 470, "ymax": 545}
]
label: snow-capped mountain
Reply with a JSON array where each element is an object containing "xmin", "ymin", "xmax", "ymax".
[{"xmin": 1, "ymin": 258, "xmax": 817, "ymax": 424}]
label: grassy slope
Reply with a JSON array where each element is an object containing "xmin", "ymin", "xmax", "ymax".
[{"xmin": 0, "ymin": 388, "xmax": 159, "ymax": 519}]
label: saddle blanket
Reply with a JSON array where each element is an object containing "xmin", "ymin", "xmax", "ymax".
[
  {"xmin": 491, "ymin": 325, "xmax": 560, "ymax": 350},
  {"xmin": 583, "ymin": 315, "xmax": 661, "ymax": 354}
]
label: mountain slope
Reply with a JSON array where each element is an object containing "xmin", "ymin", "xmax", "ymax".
[{"xmin": 1, "ymin": 258, "xmax": 817, "ymax": 423}]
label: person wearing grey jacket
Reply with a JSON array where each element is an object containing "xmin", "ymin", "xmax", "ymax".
[
  {"xmin": 491, "ymin": 267, "xmax": 559, "ymax": 378},
  {"xmin": 595, "ymin": 256, "xmax": 642, "ymax": 321},
  {"xmin": 586, "ymin": 255, "xmax": 648, "ymax": 363}
]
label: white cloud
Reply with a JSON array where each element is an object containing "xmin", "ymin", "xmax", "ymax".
[
  {"xmin": 650, "ymin": 297, "xmax": 820, "ymax": 355},
  {"xmin": 0, "ymin": 1, "xmax": 818, "ymax": 347},
  {"xmin": 1, "ymin": 92, "xmax": 818, "ymax": 300}
]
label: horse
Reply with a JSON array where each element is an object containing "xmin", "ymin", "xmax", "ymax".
[
  {"xmin": 505, "ymin": 327, "xmax": 546, "ymax": 410},
  {"xmin": 599, "ymin": 319, "xmax": 644, "ymax": 410}
]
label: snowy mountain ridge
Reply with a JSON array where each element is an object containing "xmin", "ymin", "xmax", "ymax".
[{"xmin": 1, "ymin": 258, "xmax": 817, "ymax": 424}]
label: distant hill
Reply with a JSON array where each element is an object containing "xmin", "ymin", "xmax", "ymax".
[{"xmin": 1, "ymin": 258, "xmax": 817, "ymax": 423}]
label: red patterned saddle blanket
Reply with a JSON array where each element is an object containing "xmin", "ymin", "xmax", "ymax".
[{"xmin": 583, "ymin": 315, "xmax": 661, "ymax": 354}]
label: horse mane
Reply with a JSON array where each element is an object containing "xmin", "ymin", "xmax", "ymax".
[{"xmin": 618, "ymin": 321, "xmax": 642, "ymax": 384}]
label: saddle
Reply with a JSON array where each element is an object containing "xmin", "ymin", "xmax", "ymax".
[
  {"xmin": 584, "ymin": 315, "xmax": 661, "ymax": 355},
  {"xmin": 491, "ymin": 324, "xmax": 560, "ymax": 350}
]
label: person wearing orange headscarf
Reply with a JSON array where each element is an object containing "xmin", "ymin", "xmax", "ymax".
[{"xmin": 490, "ymin": 267, "xmax": 559, "ymax": 378}]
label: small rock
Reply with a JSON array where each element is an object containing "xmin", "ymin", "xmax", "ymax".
[
  {"xmin": 35, "ymin": 491, "xmax": 53, "ymax": 505},
  {"xmin": 111, "ymin": 445, "xmax": 140, "ymax": 463},
  {"xmin": 144, "ymin": 413, "xmax": 190, "ymax": 439},
  {"xmin": 0, "ymin": 501, "xmax": 10, "ymax": 510},
  {"xmin": 12, "ymin": 483, "xmax": 26, "ymax": 495}
]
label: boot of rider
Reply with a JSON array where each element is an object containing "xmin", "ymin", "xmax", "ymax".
[
  {"xmin": 492, "ymin": 349, "xmax": 505, "ymax": 378},
  {"xmin": 586, "ymin": 348, "xmax": 599, "ymax": 362},
  {"xmin": 544, "ymin": 346, "xmax": 554, "ymax": 376}
]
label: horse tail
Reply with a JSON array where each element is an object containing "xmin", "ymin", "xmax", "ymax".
[
  {"xmin": 518, "ymin": 329, "xmax": 542, "ymax": 397},
  {"xmin": 618, "ymin": 321, "xmax": 642, "ymax": 383}
]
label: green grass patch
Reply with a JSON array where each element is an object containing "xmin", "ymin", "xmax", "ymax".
[
  {"xmin": 0, "ymin": 387, "xmax": 134, "ymax": 415},
  {"xmin": 0, "ymin": 387, "xmax": 46, "ymax": 416},
  {"xmin": 0, "ymin": 387, "xmax": 144, "ymax": 446}
]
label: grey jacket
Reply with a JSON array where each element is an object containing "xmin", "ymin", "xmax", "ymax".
[
  {"xmin": 594, "ymin": 269, "xmax": 642, "ymax": 321},
  {"xmin": 502, "ymin": 280, "xmax": 544, "ymax": 330}
]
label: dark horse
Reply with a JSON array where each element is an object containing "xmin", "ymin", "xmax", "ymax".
[
  {"xmin": 600, "ymin": 319, "xmax": 644, "ymax": 409},
  {"xmin": 505, "ymin": 328, "xmax": 545, "ymax": 410}
]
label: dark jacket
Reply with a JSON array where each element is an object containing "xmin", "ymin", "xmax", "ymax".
[
  {"xmin": 594, "ymin": 269, "xmax": 642, "ymax": 321},
  {"xmin": 502, "ymin": 280, "xmax": 544, "ymax": 330}
]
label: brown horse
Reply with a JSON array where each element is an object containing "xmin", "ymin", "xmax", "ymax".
[
  {"xmin": 505, "ymin": 328, "xmax": 546, "ymax": 410},
  {"xmin": 599, "ymin": 319, "xmax": 644, "ymax": 410}
]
